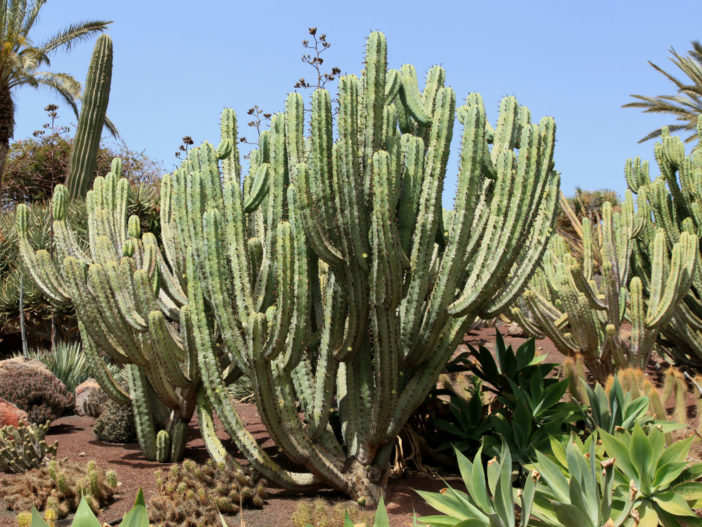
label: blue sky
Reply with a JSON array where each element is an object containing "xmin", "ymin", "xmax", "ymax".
[{"xmin": 14, "ymin": 1, "xmax": 702, "ymax": 208}]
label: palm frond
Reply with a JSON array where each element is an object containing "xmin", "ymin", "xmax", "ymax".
[
  {"xmin": 20, "ymin": 0, "xmax": 45, "ymax": 36},
  {"xmin": 103, "ymin": 115, "xmax": 119, "ymax": 139},
  {"xmin": 38, "ymin": 19, "xmax": 111, "ymax": 55},
  {"xmin": 624, "ymin": 40, "xmax": 702, "ymax": 143},
  {"xmin": 20, "ymin": 71, "xmax": 81, "ymax": 117}
]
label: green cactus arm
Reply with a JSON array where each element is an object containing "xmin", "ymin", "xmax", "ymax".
[
  {"xmin": 126, "ymin": 364, "xmax": 157, "ymax": 461},
  {"xmin": 79, "ymin": 321, "xmax": 130, "ymax": 404},
  {"xmin": 449, "ymin": 113, "xmax": 556, "ymax": 317},
  {"xmin": 244, "ymin": 163, "xmax": 270, "ymax": 213},
  {"xmin": 397, "ymin": 66, "xmax": 431, "ymax": 124},
  {"xmin": 522, "ymin": 290, "xmax": 578, "ymax": 354},
  {"xmin": 200, "ymin": 208, "xmax": 249, "ymax": 371},
  {"xmin": 66, "ymin": 34, "xmax": 113, "ymax": 199},
  {"xmin": 187, "ymin": 251, "xmax": 319, "ymax": 488},
  {"xmin": 146, "ymin": 310, "xmax": 191, "ymax": 389},
  {"xmin": 62, "ymin": 256, "xmax": 130, "ymax": 362},
  {"xmin": 480, "ymin": 173, "xmax": 560, "ymax": 317},
  {"xmin": 85, "ymin": 262, "xmax": 146, "ymax": 364},
  {"xmin": 399, "ymin": 88, "xmax": 453, "ymax": 353},
  {"xmin": 646, "ymin": 231, "xmax": 698, "ymax": 328},
  {"xmin": 278, "ymin": 187, "xmax": 311, "ymax": 372},
  {"xmin": 196, "ymin": 391, "xmax": 229, "ymax": 464},
  {"xmin": 336, "ymin": 75, "xmax": 371, "ymax": 270},
  {"xmin": 285, "ymin": 92, "xmax": 305, "ymax": 168},
  {"xmin": 384, "ymin": 69, "xmax": 401, "ymax": 103},
  {"xmin": 509, "ymin": 305, "xmax": 546, "ymax": 339}
]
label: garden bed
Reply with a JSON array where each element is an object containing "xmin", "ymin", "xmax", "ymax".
[{"xmin": 1, "ymin": 328, "xmax": 700, "ymax": 526}]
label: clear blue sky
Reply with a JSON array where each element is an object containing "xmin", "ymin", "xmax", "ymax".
[{"xmin": 13, "ymin": 1, "xmax": 702, "ymax": 208}]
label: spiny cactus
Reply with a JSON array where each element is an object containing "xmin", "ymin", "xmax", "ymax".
[
  {"xmin": 93, "ymin": 399, "xmax": 136, "ymax": 443},
  {"xmin": 148, "ymin": 458, "xmax": 266, "ymax": 526},
  {"xmin": 182, "ymin": 31, "xmax": 560, "ymax": 504},
  {"xmin": 627, "ymin": 117, "xmax": 702, "ymax": 368},
  {"xmin": 0, "ymin": 421, "xmax": 57, "ymax": 473},
  {"xmin": 0, "ymin": 459, "xmax": 118, "ymax": 517},
  {"xmin": 510, "ymin": 191, "xmax": 697, "ymax": 381},
  {"xmin": 65, "ymin": 34, "xmax": 113, "ymax": 199},
  {"xmin": 291, "ymin": 499, "xmax": 376, "ymax": 527},
  {"xmin": 17, "ymin": 163, "xmax": 199, "ymax": 462}
]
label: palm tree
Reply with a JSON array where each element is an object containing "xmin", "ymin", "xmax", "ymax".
[
  {"xmin": 624, "ymin": 40, "xmax": 702, "ymax": 144},
  {"xmin": 0, "ymin": 0, "xmax": 112, "ymax": 186}
]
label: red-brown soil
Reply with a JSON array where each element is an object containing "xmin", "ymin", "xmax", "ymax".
[{"xmin": 1, "ymin": 327, "xmax": 700, "ymax": 526}]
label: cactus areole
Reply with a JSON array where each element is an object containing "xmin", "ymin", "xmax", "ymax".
[{"xmin": 18, "ymin": 32, "xmax": 560, "ymax": 504}]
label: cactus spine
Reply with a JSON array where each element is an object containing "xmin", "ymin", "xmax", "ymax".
[
  {"xmin": 180, "ymin": 32, "xmax": 560, "ymax": 504},
  {"xmin": 627, "ymin": 118, "xmax": 702, "ymax": 367},
  {"xmin": 510, "ymin": 191, "xmax": 697, "ymax": 381},
  {"xmin": 65, "ymin": 34, "xmax": 113, "ymax": 199},
  {"xmin": 17, "ymin": 163, "xmax": 199, "ymax": 462}
]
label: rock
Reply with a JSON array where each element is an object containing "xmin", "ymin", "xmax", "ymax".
[
  {"xmin": 506, "ymin": 321, "xmax": 529, "ymax": 338},
  {"xmin": 0, "ymin": 397, "xmax": 29, "ymax": 427},
  {"xmin": 75, "ymin": 378, "xmax": 107, "ymax": 417}
]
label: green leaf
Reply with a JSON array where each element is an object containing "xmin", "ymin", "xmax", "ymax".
[
  {"xmin": 637, "ymin": 502, "xmax": 660, "ymax": 527},
  {"xmin": 119, "ymin": 488, "xmax": 150, "ymax": 527},
  {"xmin": 30, "ymin": 506, "xmax": 50, "ymax": 527},
  {"xmin": 552, "ymin": 502, "xmax": 592, "ymax": 527},
  {"xmin": 600, "ymin": 431, "xmax": 636, "ymax": 481},
  {"xmin": 73, "ymin": 495, "xmax": 102, "ymax": 527},
  {"xmin": 652, "ymin": 490, "xmax": 697, "ymax": 516},
  {"xmin": 374, "ymin": 496, "xmax": 390, "ymax": 527},
  {"xmin": 343, "ymin": 510, "xmax": 355, "ymax": 527}
]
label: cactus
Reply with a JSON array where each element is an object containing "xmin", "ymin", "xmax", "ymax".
[
  {"xmin": 0, "ymin": 421, "xmax": 57, "ymax": 473},
  {"xmin": 149, "ymin": 458, "xmax": 266, "ymax": 526},
  {"xmin": 179, "ymin": 31, "xmax": 559, "ymax": 504},
  {"xmin": 65, "ymin": 34, "xmax": 113, "ymax": 199},
  {"xmin": 0, "ymin": 459, "xmax": 118, "ymax": 518},
  {"xmin": 16, "ymin": 164, "xmax": 199, "ymax": 462},
  {"xmin": 510, "ymin": 191, "xmax": 697, "ymax": 381},
  {"xmin": 626, "ymin": 117, "xmax": 702, "ymax": 367},
  {"xmin": 93, "ymin": 399, "xmax": 136, "ymax": 443}
]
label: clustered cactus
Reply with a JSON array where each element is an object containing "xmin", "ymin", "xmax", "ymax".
[
  {"xmin": 627, "ymin": 118, "xmax": 702, "ymax": 368},
  {"xmin": 291, "ymin": 499, "xmax": 376, "ymax": 527},
  {"xmin": 0, "ymin": 421, "xmax": 57, "ymax": 473},
  {"xmin": 18, "ymin": 31, "xmax": 561, "ymax": 502},
  {"xmin": 148, "ymin": 458, "xmax": 266, "ymax": 526},
  {"xmin": 0, "ymin": 365, "xmax": 75, "ymax": 424},
  {"xmin": 511, "ymin": 189, "xmax": 697, "ymax": 381},
  {"xmin": 93, "ymin": 398, "xmax": 136, "ymax": 443},
  {"xmin": 0, "ymin": 459, "xmax": 118, "ymax": 518},
  {"xmin": 17, "ymin": 164, "xmax": 198, "ymax": 462}
]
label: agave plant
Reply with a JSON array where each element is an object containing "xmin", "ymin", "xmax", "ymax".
[
  {"xmin": 417, "ymin": 442, "xmax": 535, "ymax": 527},
  {"xmin": 600, "ymin": 425, "xmax": 702, "ymax": 526}
]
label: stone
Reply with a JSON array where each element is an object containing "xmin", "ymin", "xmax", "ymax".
[
  {"xmin": 75, "ymin": 378, "xmax": 107, "ymax": 417},
  {"xmin": 505, "ymin": 321, "xmax": 529, "ymax": 338},
  {"xmin": 0, "ymin": 397, "xmax": 29, "ymax": 427}
]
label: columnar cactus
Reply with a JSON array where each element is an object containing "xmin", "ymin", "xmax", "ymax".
[
  {"xmin": 65, "ymin": 34, "xmax": 113, "ymax": 199},
  {"xmin": 510, "ymin": 192, "xmax": 697, "ymax": 381},
  {"xmin": 16, "ymin": 163, "xmax": 199, "ymax": 462},
  {"xmin": 181, "ymin": 32, "xmax": 560, "ymax": 503},
  {"xmin": 627, "ymin": 118, "xmax": 702, "ymax": 367}
]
